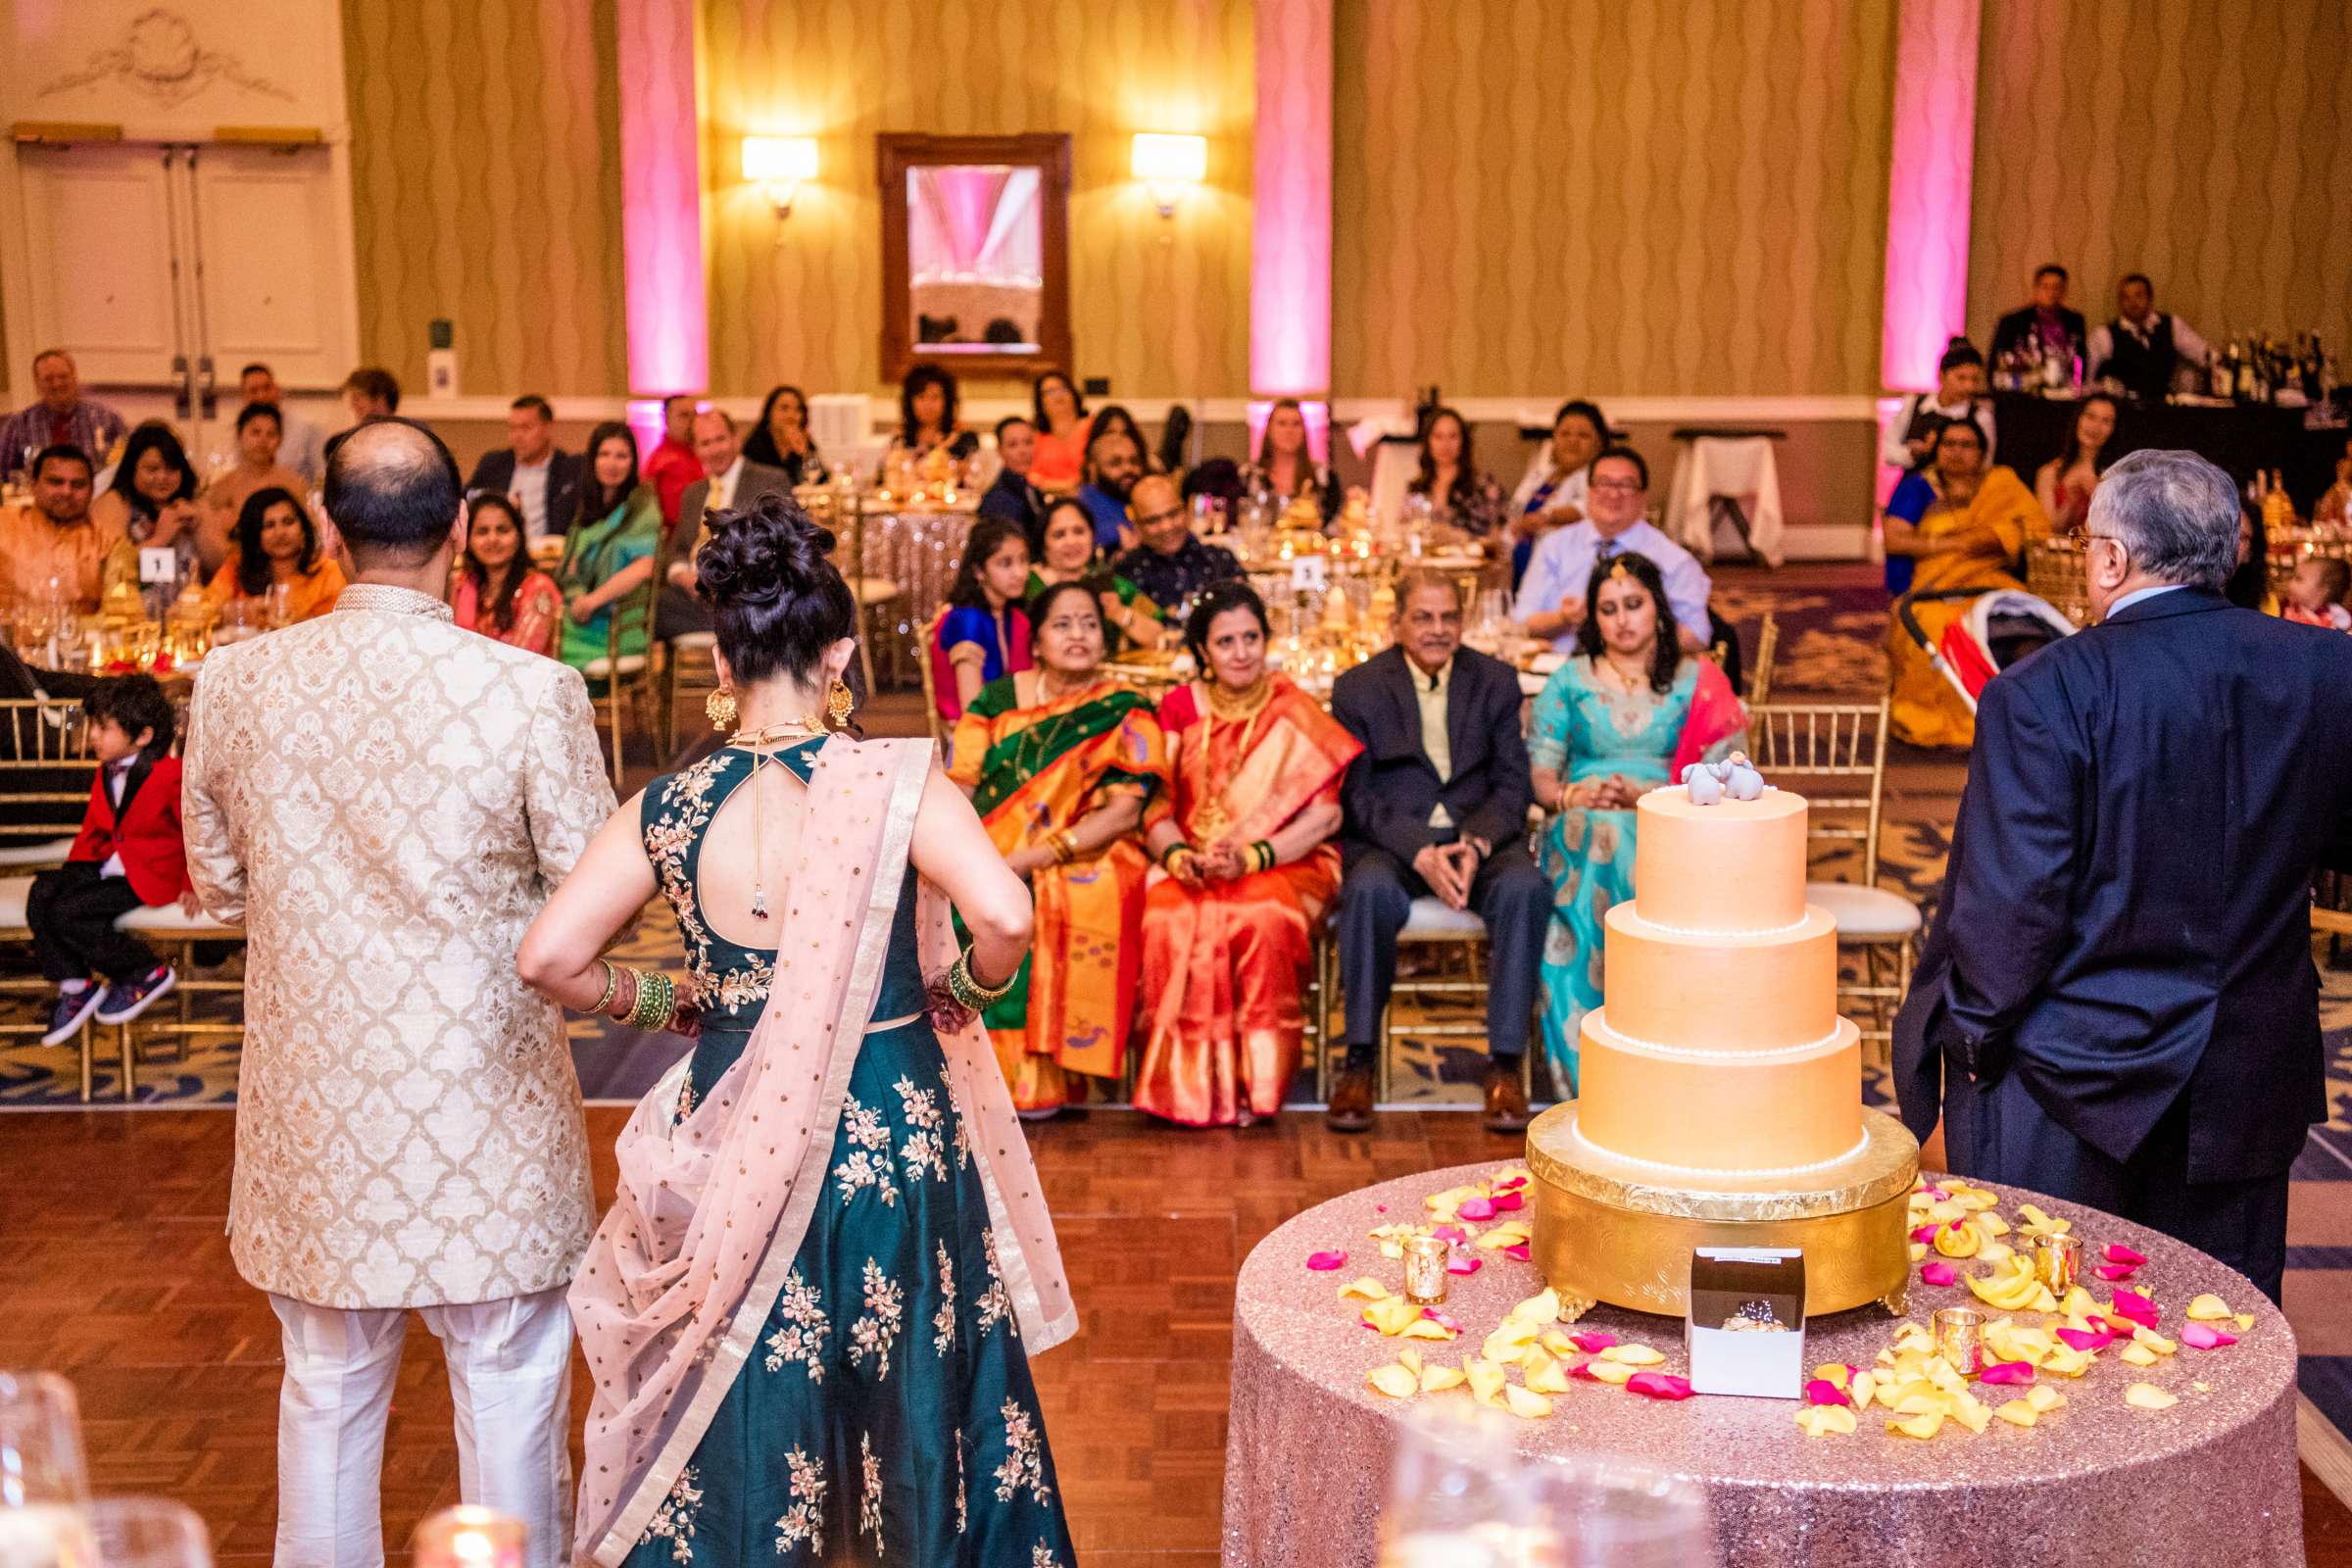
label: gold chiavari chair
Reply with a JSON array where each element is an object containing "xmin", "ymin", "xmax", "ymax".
[
  {"xmin": 1747, "ymin": 611, "xmax": 1781, "ymax": 707},
  {"xmin": 915, "ymin": 606, "xmax": 951, "ymax": 758},
  {"xmin": 1747, "ymin": 697, "xmax": 1919, "ymax": 1060},
  {"xmin": 586, "ymin": 582, "xmax": 660, "ymax": 787},
  {"xmin": 0, "ymin": 694, "xmax": 92, "ymax": 868}
]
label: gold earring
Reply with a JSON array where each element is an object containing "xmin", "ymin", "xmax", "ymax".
[
  {"xmin": 825, "ymin": 678, "xmax": 855, "ymax": 729},
  {"xmin": 706, "ymin": 686, "xmax": 738, "ymax": 730}
]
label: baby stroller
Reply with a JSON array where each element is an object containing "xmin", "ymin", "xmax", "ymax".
[{"xmin": 1894, "ymin": 586, "xmax": 2076, "ymax": 715}]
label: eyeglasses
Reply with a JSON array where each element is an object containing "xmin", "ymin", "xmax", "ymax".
[
  {"xmin": 1136, "ymin": 508, "xmax": 1185, "ymax": 527},
  {"xmin": 1590, "ymin": 478, "xmax": 1644, "ymax": 495}
]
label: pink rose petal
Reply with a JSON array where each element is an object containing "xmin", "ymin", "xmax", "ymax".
[
  {"xmin": 1803, "ymin": 1379, "xmax": 1852, "ymax": 1407},
  {"xmin": 1421, "ymin": 1308, "xmax": 1463, "ymax": 1333},
  {"xmin": 1920, "ymin": 1261, "xmax": 1958, "ymax": 1287},
  {"xmin": 2110, "ymin": 1288, "xmax": 2159, "ymax": 1327},
  {"xmin": 1456, "ymin": 1197, "xmax": 1497, "ymax": 1221},
  {"xmin": 1446, "ymin": 1253, "xmax": 1481, "ymax": 1276},
  {"xmin": 1626, "ymin": 1372, "xmax": 1694, "ymax": 1401},
  {"xmin": 1306, "ymin": 1250, "xmax": 1348, "ymax": 1271},
  {"xmin": 2104, "ymin": 1244, "xmax": 2148, "ymax": 1267},
  {"xmin": 1979, "ymin": 1360, "xmax": 2034, "ymax": 1386},
  {"xmin": 1567, "ymin": 1331, "xmax": 1619, "ymax": 1353},
  {"xmin": 1494, "ymin": 1175, "xmax": 1528, "ymax": 1192},
  {"xmin": 1432, "ymin": 1224, "xmax": 1470, "ymax": 1245},
  {"xmin": 1910, "ymin": 1223, "xmax": 1940, "ymax": 1245},
  {"xmin": 2180, "ymin": 1322, "xmax": 2237, "ymax": 1350},
  {"xmin": 1489, "ymin": 1190, "xmax": 1525, "ymax": 1212},
  {"xmin": 1500, "ymin": 1243, "xmax": 1532, "ymax": 1262},
  {"xmin": 2055, "ymin": 1327, "xmax": 2113, "ymax": 1352},
  {"xmin": 1374, "ymin": 1203, "xmax": 1387, "ymax": 1213},
  {"xmin": 1567, "ymin": 1360, "xmax": 1603, "ymax": 1382},
  {"xmin": 2092, "ymin": 1263, "xmax": 2138, "ymax": 1283},
  {"xmin": 1922, "ymin": 1185, "xmax": 1949, "ymax": 1200}
]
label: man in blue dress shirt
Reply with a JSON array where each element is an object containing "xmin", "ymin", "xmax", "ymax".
[{"xmin": 1511, "ymin": 447, "xmax": 1712, "ymax": 656}]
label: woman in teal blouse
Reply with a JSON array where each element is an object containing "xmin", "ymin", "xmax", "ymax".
[{"xmin": 558, "ymin": 420, "xmax": 663, "ymax": 673}]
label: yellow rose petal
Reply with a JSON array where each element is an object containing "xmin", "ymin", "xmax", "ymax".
[
  {"xmin": 1795, "ymin": 1405, "xmax": 1858, "ymax": 1438},
  {"xmin": 2235, "ymin": 1313, "xmax": 2256, "ymax": 1334},
  {"xmin": 1420, "ymin": 1363, "xmax": 1466, "ymax": 1394},
  {"xmin": 1340, "ymin": 1277, "xmax": 1391, "ymax": 1301},
  {"xmin": 1995, "ymin": 1399, "xmax": 2039, "ymax": 1428},
  {"xmin": 1380, "ymin": 1241, "xmax": 1404, "ymax": 1260},
  {"xmin": 1600, "ymin": 1345, "xmax": 1665, "ymax": 1366},
  {"xmin": 2191, "ymin": 1380, "xmax": 2212, "ymax": 1395},
  {"xmin": 1516, "ymin": 1289, "xmax": 1563, "ymax": 1327},
  {"xmin": 1399, "ymin": 1319, "xmax": 1454, "ymax": 1342},
  {"xmin": 1976, "ymin": 1210, "xmax": 2011, "ymax": 1236},
  {"xmin": 1397, "ymin": 1347, "xmax": 1422, "ymax": 1375},
  {"xmin": 2185, "ymin": 1293, "xmax": 2230, "ymax": 1322},
  {"xmin": 2118, "ymin": 1342, "xmax": 2158, "ymax": 1367},
  {"xmin": 1368, "ymin": 1363, "xmax": 1420, "ymax": 1397},
  {"xmin": 1503, "ymin": 1383, "xmax": 1554, "ymax": 1420},
  {"xmin": 1540, "ymin": 1329, "xmax": 1579, "ymax": 1360},
  {"xmin": 2061, "ymin": 1286, "xmax": 2098, "ymax": 1319},
  {"xmin": 1812, "ymin": 1363, "xmax": 1853, "ymax": 1389},
  {"xmin": 2124, "ymin": 1383, "xmax": 2178, "ymax": 1410},
  {"xmin": 2026, "ymin": 1385, "xmax": 2064, "ymax": 1413},
  {"xmin": 2041, "ymin": 1348, "xmax": 2094, "ymax": 1378},
  {"xmin": 1951, "ymin": 1394, "xmax": 1993, "ymax": 1434},
  {"xmin": 1467, "ymin": 1359, "xmax": 1507, "ymax": 1407},
  {"xmin": 1929, "ymin": 1200, "xmax": 1966, "ymax": 1224},
  {"xmin": 1910, "ymin": 1242, "xmax": 1929, "ymax": 1262},
  {"xmin": 1848, "ymin": 1372, "xmax": 1878, "ymax": 1410},
  {"xmin": 1888, "ymin": 1411, "xmax": 1946, "ymax": 1440},
  {"xmin": 1585, "ymin": 1359, "xmax": 1636, "ymax": 1386},
  {"xmin": 2132, "ymin": 1327, "xmax": 2176, "ymax": 1354},
  {"xmin": 1526, "ymin": 1357, "xmax": 1573, "ymax": 1395}
]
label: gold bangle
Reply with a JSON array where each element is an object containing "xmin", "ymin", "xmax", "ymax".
[{"xmin": 590, "ymin": 959, "xmax": 619, "ymax": 1015}]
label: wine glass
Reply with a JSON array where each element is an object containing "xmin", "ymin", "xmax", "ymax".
[
  {"xmin": 1377, "ymin": 1406, "xmax": 1533, "ymax": 1567},
  {"xmin": 1525, "ymin": 1454, "xmax": 1713, "ymax": 1567},
  {"xmin": 85, "ymin": 1498, "xmax": 210, "ymax": 1568},
  {"xmin": 0, "ymin": 1370, "xmax": 91, "ymax": 1567}
]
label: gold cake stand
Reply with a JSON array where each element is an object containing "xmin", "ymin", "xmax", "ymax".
[{"xmin": 1525, "ymin": 1102, "xmax": 1920, "ymax": 1321}]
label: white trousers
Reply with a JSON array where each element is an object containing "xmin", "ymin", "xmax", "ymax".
[{"xmin": 268, "ymin": 1288, "xmax": 573, "ymax": 1568}]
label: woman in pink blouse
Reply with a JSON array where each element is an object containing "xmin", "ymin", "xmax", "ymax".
[{"xmin": 452, "ymin": 493, "xmax": 563, "ymax": 657}]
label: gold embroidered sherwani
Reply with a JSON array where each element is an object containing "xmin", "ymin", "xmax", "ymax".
[{"xmin": 181, "ymin": 583, "xmax": 615, "ymax": 1309}]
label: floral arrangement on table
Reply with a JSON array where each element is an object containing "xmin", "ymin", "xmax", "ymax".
[{"xmin": 1300, "ymin": 1168, "xmax": 2257, "ymax": 1440}]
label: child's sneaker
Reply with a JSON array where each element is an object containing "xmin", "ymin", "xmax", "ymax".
[
  {"xmin": 40, "ymin": 984, "xmax": 106, "ymax": 1046},
  {"xmin": 93, "ymin": 965, "xmax": 176, "ymax": 1026}
]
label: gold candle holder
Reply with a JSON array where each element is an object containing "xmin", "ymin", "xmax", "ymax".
[
  {"xmin": 1932, "ymin": 1307, "xmax": 1984, "ymax": 1376},
  {"xmin": 414, "ymin": 1505, "xmax": 527, "ymax": 1568},
  {"xmin": 2032, "ymin": 1232, "xmax": 2082, "ymax": 1296},
  {"xmin": 1401, "ymin": 1234, "xmax": 1450, "ymax": 1305}
]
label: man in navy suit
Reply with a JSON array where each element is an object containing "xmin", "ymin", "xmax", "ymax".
[
  {"xmin": 1894, "ymin": 450, "xmax": 2352, "ymax": 1302},
  {"xmin": 464, "ymin": 395, "xmax": 582, "ymax": 543},
  {"xmin": 1328, "ymin": 573, "xmax": 1545, "ymax": 1134}
]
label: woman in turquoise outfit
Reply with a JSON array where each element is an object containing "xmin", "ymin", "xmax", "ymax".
[
  {"xmin": 1527, "ymin": 552, "xmax": 1747, "ymax": 1091},
  {"xmin": 519, "ymin": 493, "xmax": 1078, "ymax": 1566},
  {"xmin": 557, "ymin": 420, "xmax": 663, "ymax": 675}
]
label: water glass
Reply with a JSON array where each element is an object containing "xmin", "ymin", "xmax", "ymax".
[
  {"xmin": 0, "ymin": 1371, "xmax": 87, "ymax": 1510},
  {"xmin": 1379, "ymin": 1406, "xmax": 1532, "ymax": 1568},
  {"xmin": 1525, "ymin": 1455, "xmax": 1713, "ymax": 1567},
  {"xmin": 85, "ymin": 1498, "xmax": 210, "ymax": 1568}
]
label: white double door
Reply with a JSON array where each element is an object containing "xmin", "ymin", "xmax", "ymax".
[{"xmin": 12, "ymin": 138, "xmax": 355, "ymax": 460}]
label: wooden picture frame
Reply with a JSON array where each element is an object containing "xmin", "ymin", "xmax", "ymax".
[{"xmin": 876, "ymin": 132, "xmax": 1072, "ymax": 384}]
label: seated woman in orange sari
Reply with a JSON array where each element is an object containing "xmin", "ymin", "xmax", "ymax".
[
  {"xmin": 948, "ymin": 579, "xmax": 1169, "ymax": 1116},
  {"xmin": 1884, "ymin": 416, "xmax": 2051, "ymax": 747},
  {"xmin": 1135, "ymin": 582, "xmax": 1362, "ymax": 1126}
]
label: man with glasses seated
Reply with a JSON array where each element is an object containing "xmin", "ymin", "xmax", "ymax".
[
  {"xmin": 1511, "ymin": 446, "xmax": 1712, "ymax": 657},
  {"xmin": 1113, "ymin": 473, "xmax": 1241, "ymax": 614}
]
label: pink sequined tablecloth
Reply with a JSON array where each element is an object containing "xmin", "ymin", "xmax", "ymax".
[{"xmin": 1221, "ymin": 1160, "xmax": 2301, "ymax": 1566}]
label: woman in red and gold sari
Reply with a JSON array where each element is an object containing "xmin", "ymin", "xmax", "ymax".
[
  {"xmin": 1136, "ymin": 582, "xmax": 1362, "ymax": 1126},
  {"xmin": 949, "ymin": 579, "xmax": 1169, "ymax": 1117}
]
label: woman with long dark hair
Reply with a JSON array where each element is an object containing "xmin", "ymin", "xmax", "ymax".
[
  {"xmin": 741, "ymin": 383, "xmax": 828, "ymax": 486},
  {"xmin": 1407, "ymin": 407, "xmax": 1507, "ymax": 536},
  {"xmin": 556, "ymin": 421, "xmax": 662, "ymax": 673},
  {"xmin": 931, "ymin": 515, "xmax": 1034, "ymax": 721},
  {"xmin": 1243, "ymin": 398, "xmax": 1338, "ymax": 525},
  {"xmin": 517, "ymin": 491, "xmax": 1078, "ymax": 1566},
  {"xmin": 1526, "ymin": 551, "xmax": 1745, "ymax": 1088},
  {"xmin": 1506, "ymin": 398, "xmax": 1608, "ymax": 583},
  {"xmin": 94, "ymin": 421, "xmax": 209, "ymax": 592},
  {"xmin": 882, "ymin": 364, "xmax": 980, "ymax": 478},
  {"xmin": 203, "ymin": 486, "xmax": 346, "ymax": 623},
  {"xmin": 2034, "ymin": 392, "xmax": 2120, "ymax": 534},
  {"xmin": 454, "ymin": 492, "xmax": 564, "ymax": 657},
  {"xmin": 1027, "ymin": 368, "xmax": 1092, "ymax": 492}
]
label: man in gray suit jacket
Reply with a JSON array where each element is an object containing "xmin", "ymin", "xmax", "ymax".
[{"xmin": 656, "ymin": 407, "xmax": 794, "ymax": 639}]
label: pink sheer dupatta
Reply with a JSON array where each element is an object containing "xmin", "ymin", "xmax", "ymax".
[
  {"xmin": 569, "ymin": 737, "xmax": 1076, "ymax": 1566},
  {"xmin": 1669, "ymin": 657, "xmax": 1748, "ymax": 777}
]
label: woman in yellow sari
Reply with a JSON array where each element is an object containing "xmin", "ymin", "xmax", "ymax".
[
  {"xmin": 1135, "ymin": 582, "xmax": 1362, "ymax": 1126},
  {"xmin": 1884, "ymin": 416, "xmax": 2051, "ymax": 747},
  {"xmin": 949, "ymin": 579, "xmax": 1169, "ymax": 1116}
]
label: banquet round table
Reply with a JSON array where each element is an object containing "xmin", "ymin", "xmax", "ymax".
[{"xmin": 1221, "ymin": 1160, "xmax": 2300, "ymax": 1566}]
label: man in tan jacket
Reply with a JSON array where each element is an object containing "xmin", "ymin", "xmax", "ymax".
[{"xmin": 182, "ymin": 418, "xmax": 615, "ymax": 1568}]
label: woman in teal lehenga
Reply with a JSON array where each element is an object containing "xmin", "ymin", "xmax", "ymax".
[
  {"xmin": 1527, "ymin": 553, "xmax": 1746, "ymax": 1093},
  {"xmin": 520, "ymin": 493, "xmax": 1077, "ymax": 1568}
]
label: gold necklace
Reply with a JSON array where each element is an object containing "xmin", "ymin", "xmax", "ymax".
[{"xmin": 1193, "ymin": 675, "xmax": 1275, "ymax": 840}]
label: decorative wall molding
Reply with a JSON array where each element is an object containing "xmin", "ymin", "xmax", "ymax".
[{"xmin": 37, "ymin": 10, "xmax": 295, "ymax": 109}]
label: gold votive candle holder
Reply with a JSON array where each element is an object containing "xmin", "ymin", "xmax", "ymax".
[
  {"xmin": 413, "ymin": 1505, "xmax": 527, "ymax": 1568},
  {"xmin": 1402, "ymin": 1235, "xmax": 1451, "ymax": 1305},
  {"xmin": 2032, "ymin": 1232, "xmax": 2082, "ymax": 1296},
  {"xmin": 1932, "ymin": 1307, "xmax": 1985, "ymax": 1376}
]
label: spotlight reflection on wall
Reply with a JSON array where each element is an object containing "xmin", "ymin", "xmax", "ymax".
[
  {"xmin": 742, "ymin": 135, "xmax": 819, "ymax": 220},
  {"xmin": 1131, "ymin": 132, "xmax": 1206, "ymax": 219}
]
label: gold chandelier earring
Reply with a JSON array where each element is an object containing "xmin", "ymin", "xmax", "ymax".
[
  {"xmin": 825, "ymin": 677, "xmax": 855, "ymax": 730},
  {"xmin": 706, "ymin": 685, "xmax": 738, "ymax": 730}
]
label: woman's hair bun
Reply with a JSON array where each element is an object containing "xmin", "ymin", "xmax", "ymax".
[{"xmin": 697, "ymin": 492, "xmax": 837, "ymax": 612}]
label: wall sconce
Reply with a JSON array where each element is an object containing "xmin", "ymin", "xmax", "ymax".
[
  {"xmin": 742, "ymin": 135, "xmax": 818, "ymax": 219},
  {"xmin": 1131, "ymin": 132, "xmax": 1206, "ymax": 219}
]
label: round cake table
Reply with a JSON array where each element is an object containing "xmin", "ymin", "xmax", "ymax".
[{"xmin": 1221, "ymin": 1161, "xmax": 2300, "ymax": 1566}]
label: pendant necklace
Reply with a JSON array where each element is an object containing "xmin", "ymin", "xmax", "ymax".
[{"xmin": 732, "ymin": 716, "xmax": 826, "ymax": 919}]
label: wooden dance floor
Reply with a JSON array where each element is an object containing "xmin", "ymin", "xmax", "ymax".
[{"xmin": 7, "ymin": 1105, "xmax": 2352, "ymax": 1563}]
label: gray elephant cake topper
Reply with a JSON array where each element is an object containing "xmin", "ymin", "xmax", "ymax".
[{"xmin": 1680, "ymin": 751, "xmax": 1765, "ymax": 806}]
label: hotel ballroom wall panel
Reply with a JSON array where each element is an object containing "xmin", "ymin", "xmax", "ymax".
[
  {"xmin": 1969, "ymin": 0, "xmax": 2352, "ymax": 360},
  {"xmin": 341, "ymin": 0, "xmax": 629, "ymax": 396},
  {"xmin": 1330, "ymin": 0, "xmax": 1899, "ymax": 400},
  {"xmin": 701, "ymin": 0, "xmax": 1255, "ymax": 402}
]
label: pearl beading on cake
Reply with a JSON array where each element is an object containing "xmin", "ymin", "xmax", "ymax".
[
  {"xmin": 1595, "ymin": 1017, "xmax": 1848, "ymax": 1063},
  {"xmin": 1621, "ymin": 906, "xmax": 1816, "ymax": 941},
  {"xmin": 1568, "ymin": 1117, "xmax": 1873, "ymax": 1180}
]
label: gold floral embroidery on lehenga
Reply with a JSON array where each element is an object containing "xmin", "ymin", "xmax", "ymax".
[
  {"xmin": 993, "ymin": 1397, "xmax": 1053, "ymax": 1507},
  {"xmin": 858, "ymin": 1432, "xmax": 885, "ymax": 1550},
  {"xmin": 849, "ymin": 1257, "xmax": 905, "ymax": 1379},
  {"xmin": 644, "ymin": 1465, "xmax": 704, "ymax": 1565},
  {"xmin": 761, "ymin": 1268, "xmax": 828, "ymax": 1380},
  {"xmin": 772, "ymin": 1446, "xmax": 825, "ymax": 1555},
  {"xmin": 931, "ymin": 1240, "xmax": 957, "ymax": 1356}
]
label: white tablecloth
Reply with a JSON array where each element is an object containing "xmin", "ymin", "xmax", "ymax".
[{"xmin": 1666, "ymin": 436, "xmax": 1786, "ymax": 566}]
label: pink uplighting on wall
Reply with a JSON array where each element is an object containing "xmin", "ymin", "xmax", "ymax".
[
  {"xmin": 616, "ymin": 0, "xmax": 708, "ymax": 400},
  {"xmin": 1250, "ymin": 0, "xmax": 1333, "ymax": 399},
  {"xmin": 1880, "ymin": 0, "xmax": 1983, "ymax": 394}
]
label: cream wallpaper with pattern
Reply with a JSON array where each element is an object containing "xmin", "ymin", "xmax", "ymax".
[
  {"xmin": 1330, "ymin": 0, "xmax": 1899, "ymax": 399},
  {"xmin": 1969, "ymin": 0, "xmax": 2352, "ymax": 357},
  {"xmin": 342, "ymin": 0, "xmax": 629, "ymax": 396},
  {"xmin": 699, "ymin": 0, "xmax": 1256, "ymax": 401}
]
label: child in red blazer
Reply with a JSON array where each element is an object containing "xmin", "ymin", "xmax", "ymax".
[{"xmin": 30, "ymin": 674, "xmax": 195, "ymax": 1045}]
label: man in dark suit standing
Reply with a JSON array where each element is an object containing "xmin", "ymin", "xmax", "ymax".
[
  {"xmin": 1988, "ymin": 264, "xmax": 2088, "ymax": 371},
  {"xmin": 464, "ymin": 395, "xmax": 582, "ymax": 543},
  {"xmin": 655, "ymin": 407, "xmax": 794, "ymax": 640},
  {"xmin": 1327, "ymin": 573, "xmax": 1545, "ymax": 1134},
  {"xmin": 1894, "ymin": 450, "xmax": 2352, "ymax": 1303}
]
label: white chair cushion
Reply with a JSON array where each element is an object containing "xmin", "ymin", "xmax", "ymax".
[
  {"xmin": 579, "ymin": 655, "xmax": 651, "ymax": 679},
  {"xmin": 118, "ymin": 902, "xmax": 240, "ymax": 938},
  {"xmin": 670, "ymin": 631, "xmax": 717, "ymax": 652},
  {"xmin": 1399, "ymin": 896, "xmax": 1488, "ymax": 940},
  {"xmin": 1807, "ymin": 881, "xmax": 1923, "ymax": 939},
  {"xmin": 0, "ymin": 874, "xmax": 30, "ymax": 932},
  {"xmin": 0, "ymin": 837, "xmax": 76, "ymax": 868}
]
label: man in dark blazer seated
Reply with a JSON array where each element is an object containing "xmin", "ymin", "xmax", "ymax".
[
  {"xmin": 1893, "ymin": 449, "xmax": 2352, "ymax": 1304},
  {"xmin": 1987, "ymin": 263, "xmax": 2088, "ymax": 370},
  {"xmin": 1328, "ymin": 572, "xmax": 1545, "ymax": 1135},
  {"xmin": 464, "ymin": 394, "xmax": 582, "ymax": 543},
  {"xmin": 655, "ymin": 406, "xmax": 794, "ymax": 640}
]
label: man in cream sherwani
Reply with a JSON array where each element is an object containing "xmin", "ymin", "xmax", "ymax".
[{"xmin": 182, "ymin": 418, "xmax": 615, "ymax": 1568}]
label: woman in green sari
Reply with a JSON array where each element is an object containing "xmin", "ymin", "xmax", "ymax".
[
  {"xmin": 1024, "ymin": 495, "xmax": 1168, "ymax": 656},
  {"xmin": 949, "ymin": 579, "xmax": 1169, "ymax": 1117},
  {"xmin": 558, "ymin": 420, "xmax": 663, "ymax": 674}
]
